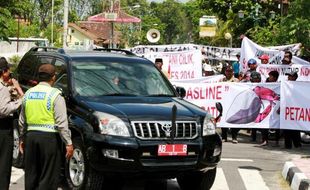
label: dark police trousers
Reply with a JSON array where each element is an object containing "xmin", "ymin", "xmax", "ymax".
[
  {"xmin": 0, "ymin": 118, "xmax": 13, "ymax": 190},
  {"xmin": 25, "ymin": 131, "xmax": 61, "ymax": 190}
]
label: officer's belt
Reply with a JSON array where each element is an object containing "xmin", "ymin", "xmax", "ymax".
[{"xmin": 27, "ymin": 124, "xmax": 58, "ymax": 133}]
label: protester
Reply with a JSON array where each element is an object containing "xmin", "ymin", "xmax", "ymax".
[
  {"xmin": 220, "ymin": 61, "xmax": 230, "ymax": 75},
  {"xmin": 250, "ymin": 71, "xmax": 261, "ymax": 83},
  {"xmin": 242, "ymin": 58, "xmax": 258, "ymax": 82},
  {"xmin": 283, "ymin": 71, "xmax": 300, "ymax": 146},
  {"xmin": 221, "ymin": 66, "xmax": 240, "ymax": 143},
  {"xmin": 282, "ymin": 71, "xmax": 301, "ymax": 149},
  {"xmin": 259, "ymin": 54, "xmax": 269, "ymax": 64},
  {"xmin": 232, "ymin": 53, "xmax": 240, "ymax": 78},
  {"xmin": 238, "ymin": 71, "xmax": 245, "ymax": 81},
  {"xmin": 0, "ymin": 57, "xmax": 24, "ymax": 190},
  {"xmin": 266, "ymin": 70, "xmax": 279, "ymax": 83},
  {"xmin": 19, "ymin": 64, "xmax": 73, "ymax": 190},
  {"xmin": 282, "ymin": 51, "xmax": 293, "ymax": 65},
  {"xmin": 258, "ymin": 70, "xmax": 280, "ymax": 146},
  {"xmin": 203, "ymin": 63, "xmax": 215, "ymax": 76},
  {"xmin": 249, "ymin": 71, "xmax": 261, "ymax": 142}
]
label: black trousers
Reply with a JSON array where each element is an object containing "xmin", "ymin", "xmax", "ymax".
[
  {"xmin": 221, "ymin": 128, "xmax": 240, "ymax": 140},
  {"xmin": 284, "ymin": 129, "xmax": 301, "ymax": 149},
  {"xmin": 24, "ymin": 131, "xmax": 62, "ymax": 190},
  {"xmin": 261, "ymin": 129, "xmax": 269, "ymax": 142},
  {"xmin": 0, "ymin": 118, "xmax": 13, "ymax": 190}
]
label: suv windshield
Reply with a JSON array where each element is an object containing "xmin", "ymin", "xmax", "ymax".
[{"xmin": 71, "ymin": 58, "xmax": 175, "ymax": 97}]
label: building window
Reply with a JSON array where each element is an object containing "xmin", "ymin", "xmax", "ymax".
[
  {"xmin": 75, "ymin": 42, "xmax": 79, "ymax": 45},
  {"xmin": 71, "ymin": 29, "xmax": 75, "ymax": 33}
]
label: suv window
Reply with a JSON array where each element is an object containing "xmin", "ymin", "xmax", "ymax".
[
  {"xmin": 71, "ymin": 58, "xmax": 174, "ymax": 97},
  {"xmin": 55, "ymin": 74, "xmax": 68, "ymax": 95},
  {"xmin": 54, "ymin": 59, "xmax": 66, "ymax": 76},
  {"xmin": 17, "ymin": 54, "xmax": 40, "ymax": 86}
]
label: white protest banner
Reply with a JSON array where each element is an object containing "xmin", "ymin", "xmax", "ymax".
[
  {"xmin": 218, "ymin": 83, "xmax": 280, "ymax": 129},
  {"xmin": 171, "ymin": 81, "xmax": 281, "ymax": 129},
  {"xmin": 129, "ymin": 42, "xmax": 302, "ymax": 64},
  {"xmin": 128, "ymin": 44, "xmax": 198, "ymax": 55},
  {"xmin": 240, "ymin": 37, "xmax": 280, "ymax": 69},
  {"xmin": 170, "ymin": 75, "xmax": 225, "ymax": 84},
  {"xmin": 200, "ymin": 46, "xmax": 240, "ymax": 61},
  {"xmin": 240, "ymin": 37, "xmax": 307, "ymax": 71},
  {"xmin": 257, "ymin": 64, "xmax": 310, "ymax": 82},
  {"xmin": 144, "ymin": 50, "xmax": 203, "ymax": 80},
  {"xmin": 171, "ymin": 81, "xmax": 225, "ymax": 117},
  {"xmin": 280, "ymin": 81, "xmax": 310, "ymax": 131},
  {"xmin": 268, "ymin": 43, "xmax": 302, "ymax": 55},
  {"xmin": 129, "ymin": 44, "xmax": 240, "ymax": 61}
]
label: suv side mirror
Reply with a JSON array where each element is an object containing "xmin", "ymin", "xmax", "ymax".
[
  {"xmin": 175, "ymin": 87, "xmax": 186, "ymax": 98},
  {"xmin": 215, "ymin": 102, "xmax": 223, "ymax": 122}
]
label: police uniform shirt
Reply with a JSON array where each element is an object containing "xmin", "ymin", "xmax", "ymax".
[
  {"xmin": 19, "ymin": 82, "xmax": 72, "ymax": 145},
  {"xmin": 0, "ymin": 81, "xmax": 22, "ymax": 118}
]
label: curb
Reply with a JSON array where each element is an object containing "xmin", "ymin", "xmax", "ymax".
[{"xmin": 282, "ymin": 161, "xmax": 310, "ymax": 190}]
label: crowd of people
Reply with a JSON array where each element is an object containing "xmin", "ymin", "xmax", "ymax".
[{"xmin": 202, "ymin": 51, "xmax": 302, "ymax": 149}]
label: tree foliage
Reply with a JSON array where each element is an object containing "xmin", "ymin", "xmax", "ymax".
[
  {"xmin": 0, "ymin": 7, "xmax": 11, "ymax": 41},
  {"xmin": 0, "ymin": 0, "xmax": 309, "ymax": 57}
]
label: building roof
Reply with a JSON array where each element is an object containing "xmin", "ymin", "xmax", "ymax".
[
  {"xmin": 88, "ymin": 10, "xmax": 141, "ymax": 23},
  {"xmin": 78, "ymin": 21, "xmax": 120, "ymax": 44},
  {"xmin": 68, "ymin": 23, "xmax": 99, "ymax": 42},
  {"xmin": 69, "ymin": 7, "xmax": 140, "ymax": 45}
]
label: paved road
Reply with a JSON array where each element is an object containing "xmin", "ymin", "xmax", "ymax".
[{"xmin": 9, "ymin": 131, "xmax": 310, "ymax": 190}]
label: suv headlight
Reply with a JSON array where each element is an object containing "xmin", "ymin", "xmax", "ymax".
[
  {"xmin": 203, "ymin": 113, "xmax": 216, "ymax": 136},
  {"xmin": 94, "ymin": 112, "xmax": 130, "ymax": 137}
]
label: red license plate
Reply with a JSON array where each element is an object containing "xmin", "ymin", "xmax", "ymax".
[{"xmin": 158, "ymin": 144, "xmax": 187, "ymax": 156}]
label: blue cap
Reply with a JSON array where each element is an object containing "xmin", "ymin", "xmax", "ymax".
[{"xmin": 248, "ymin": 58, "xmax": 257, "ymax": 65}]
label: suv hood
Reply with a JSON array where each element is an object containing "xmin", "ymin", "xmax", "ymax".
[{"xmin": 78, "ymin": 96, "xmax": 206, "ymax": 121}]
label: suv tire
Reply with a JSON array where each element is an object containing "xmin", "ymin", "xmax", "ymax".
[
  {"xmin": 177, "ymin": 168, "xmax": 217, "ymax": 190},
  {"xmin": 12, "ymin": 119, "xmax": 24, "ymax": 168},
  {"xmin": 66, "ymin": 138, "xmax": 104, "ymax": 190}
]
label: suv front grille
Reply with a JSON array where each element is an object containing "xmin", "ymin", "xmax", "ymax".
[{"xmin": 131, "ymin": 121, "xmax": 198, "ymax": 140}]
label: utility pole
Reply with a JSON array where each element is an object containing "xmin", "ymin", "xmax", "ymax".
[
  {"xmin": 63, "ymin": 0, "xmax": 69, "ymax": 49},
  {"xmin": 51, "ymin": 0, "xmax": 54, "ymax": 46},
  {"xmin": 17, "ymin": 16, "xmax": 20, "ymax": 52},
  {"xmin": 109, "ymin": 0, "xmax": 115, "ymax": 48}
]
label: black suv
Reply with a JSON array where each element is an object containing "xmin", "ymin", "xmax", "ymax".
[{"xmin": 14, "ymin": 47, "xmax": 222, "ymax": 190}]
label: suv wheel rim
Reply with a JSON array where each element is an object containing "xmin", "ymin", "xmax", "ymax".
[
  {"xmin": 69, "ymin": 149, "xmax": 85, "ymax": 186},
  {"xmin": 13, "ymin": 128, "xmax": 19, "ymax": 159}
]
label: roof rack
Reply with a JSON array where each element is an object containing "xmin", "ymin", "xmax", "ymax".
[
  {"xmin": 29, "ymin": 47, "xmax": 65, "ymax": 54},
  {"xmin": 93, "ymin": 48, "xmax": 136, "ymax": 56}
]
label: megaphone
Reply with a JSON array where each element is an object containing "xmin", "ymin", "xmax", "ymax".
[{"xmin": 146, "ymin": 29, "xmax": 160, "ymax": 43}]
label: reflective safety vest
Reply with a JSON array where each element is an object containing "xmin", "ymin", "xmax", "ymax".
[{"xmin": 24, "ymin": 84, "xmax": 61, "ymax": 133}]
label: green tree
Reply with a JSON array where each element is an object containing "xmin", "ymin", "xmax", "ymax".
[
  {"xmin": 276, "ymin": 0, "xmax": 310, "ymax": 56},
  {"xmin": 152, "ymin": 0, "xmax": 187, "ymax": 44},
  {"xmin": 0, "ymin": 7, "xmax": 11, "ymax": 41}
]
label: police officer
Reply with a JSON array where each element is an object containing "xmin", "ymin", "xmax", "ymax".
[
  {"xmin": 19, "ymin": 64, "xmax": 73, "ymax": 190},
  {"xmin": 0, "ymin": 57, "xmax": 24, "ymax": 190}
]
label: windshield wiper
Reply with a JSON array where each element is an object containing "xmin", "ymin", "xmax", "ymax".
[
  {"xmin": 145, "ymin": 94, "xmax": 174, "ymax": 97},
  {"xmin": 102, "ymin": 93, "xmax": 138, "ymax": 96}
]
